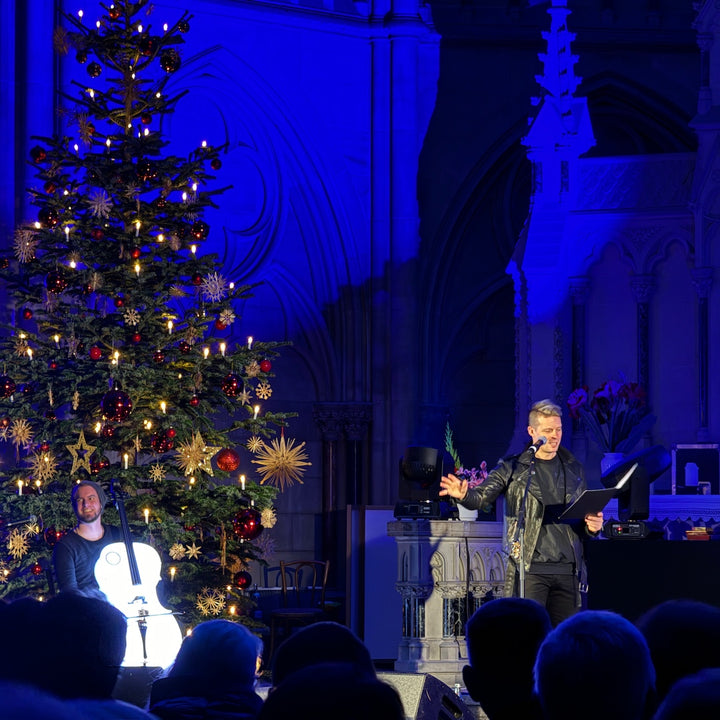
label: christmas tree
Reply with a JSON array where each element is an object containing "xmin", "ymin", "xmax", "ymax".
[{"xmin": 0, "ymin": 0, "xmax": 309, "ymax": 628}]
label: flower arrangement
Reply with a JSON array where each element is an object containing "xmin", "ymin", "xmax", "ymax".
[
  {"xmin": 567, "ymin": 377, "xmax": 656, "ymax": 454},
  {"xmin": 444, "ymin": 421, "xmax": 488, "ymax": 488}
]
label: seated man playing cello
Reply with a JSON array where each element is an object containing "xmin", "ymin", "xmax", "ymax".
[{"xmin": 52, "ymin": 480, "xmax": 122, "ymax": 599}]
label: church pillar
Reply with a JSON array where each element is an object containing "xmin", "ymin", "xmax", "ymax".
[
  {"xmin": 343, "ymin": 404, "xmax": 373, "ymax": 505},
  {"xmin": 313, "ymin": 404, "xmax": 344, "ymax": 561},
  {"xmin": 691, "ymin": 268, "xmax": 713, "ymax": 440},
  {"xmin": 569, "ymin": 278, "xmax": 589, "ymax": 453},
  {"xmin": 630, "ymin": 275, "xmax": 655, "ymax": 394}
]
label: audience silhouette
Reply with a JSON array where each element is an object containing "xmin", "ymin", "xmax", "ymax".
[
  {"xmin": 271, "ymin": 620, "xmax": 376, "ymax": 686},
  {"xmin": 260, "ymin": 662, "xmax": 404, "ymax": 720},
  {"xmin": 534, "ymin": 609, "xmax": 656, "ymax": 720},
  {"xmin": 0, "ymin": 593, "xmax": 153, "ymax": 718},
  {"xmin": 463, "ymin": 597, "xmax": 552, "ymax": 720},
  {"xmin": 635, "ymin": 598, "xmax": 720, "ymax": 702},
  {"xmin": 4, "ymin": 588, "xmax": 720, "ymax": 720},
  {"xmin": 651, "ymin": 667, "xmax": 720, "ymax": 719},
  {"xmin": 150, "ymin": 619, "xmax": 264, "ymax": 720}
]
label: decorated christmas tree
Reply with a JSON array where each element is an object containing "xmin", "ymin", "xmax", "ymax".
[{"xmin": 0, "ymin": 0, "xmax": 310, "ymax": 628}]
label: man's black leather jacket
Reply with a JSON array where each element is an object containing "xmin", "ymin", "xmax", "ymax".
[{"xmin": 459, "ymin": 445, "xmax": 592, "ymax": 606}]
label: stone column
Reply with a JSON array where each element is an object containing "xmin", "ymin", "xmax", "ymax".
[
  {"xmin": 569, "ymin": 278, "xmax": 590, "ymax": 454},
  {"xmin": 691, "ymin": 267, "xmax": 713, "ymax": 440},
  {"xmin": 630, "ymin": 275, "xmax": 655, "ymax": 394},
  {"xmin": 343, "ymin": 403, "xmax": 372, "ymax": 505},
  {"xmin": 313, "ymin": 404, "xmax": 344, "ymax": 560}
]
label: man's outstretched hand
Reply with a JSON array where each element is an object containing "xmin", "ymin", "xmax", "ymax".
[{"xmin": 440, "ymin": 473, "xmax": 468, "ymax": 502}]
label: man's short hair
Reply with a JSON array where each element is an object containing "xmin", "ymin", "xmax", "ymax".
[
  {"xmin": 70, "ymin": 480, "xmax": 108, "ymax": 509},
  {"xmin": 528, "ymin": 399, "xmax": 562, "ymax": 428}
]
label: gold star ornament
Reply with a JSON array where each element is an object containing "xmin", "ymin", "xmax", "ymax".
[
  {"xmin": 252, "ymin": 434, "xmax": 311, "ymax": 491},
  {"xmin": 66, "ymin": 429, "xmax": 96, "ymax": 476},
  {"xmin": 174, "ymin": 431, "xmax": 220, "ymax": 476}
]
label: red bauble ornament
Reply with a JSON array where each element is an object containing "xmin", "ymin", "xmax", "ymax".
[
  {"xmin": 151, "ymin": 431, "xmax": 175, "ymax": 453},
  {"xmin": 137, "ymin": 158, "xmax": 156, "ymax": 182},
  {"xmin": 114, "ymin": 297, "xmax": 124, "ymax": 308},
  {"xmin": 216, "ymin": 448, "xmax": 240, "ymax": 472},
  {"xmin": 101, "ymin": 424, "xmax": 115, "ymax": 439},
  {"xmin": 191, "ymin": 221, "xmax": 208, "ymax": 240},
  {"xmin": 76, "ymin": 50, "xmax": 87, "ymax": 64},
  {"xmin": 45, "ymin": 410, "xmax": 56, "ymax": 421},
  {"xmin": 38, "ymin": 207, "xmax": 60, "ymax": 228},
  {"xmin": 46, "ymin": 269, "xmax": 68, "ymax": 293},
  {"xmin": 178, "ymin": 19, "xmax": 190, "ymax": 33},
  {"xmin": 141, "ymin": 113, "xmax": 152, "ymax": 125},
  {"xmin": 160, "ymin": 48, "xmax": 181, "ymax": 73},
  {"xmin": 189, "ymin": 395, "xmax": 200, "ymax": 407},
  {"xmin": 91, "ymin": 227, "xmax": 104, "ymax": 240},
  {"xmin": 214, "ymin": 319, "xmax": 227, "ymax": 331},
  {"xmin": 108, "ymin": 5, "xmax": 121, "ymax": 20},
  {"xmin": 221, "ymin": 373, "xmax": 241, "ymax": 397},
  {"xmin": 89, "ymin": 346, "xmax": 102, "ymax": 360},
  {"xmin": 191, "ymin": 273, "xmax": 203, "ymax": 286},
  {"xmin": 232, "ymin": 508, "xmax": 263, "ymax": 541},
  {"xmin": 131, "ymin": 333, "xmax": 142, "ymax": 344},
  {"xmin": 31, "ymin": 562, "xmax": 43, "ymax": 576},
  {"xmin": 210, "ymin": 158, "xmax": 222, "ymax": 171},
  {"xmin": 0, "ymin": 417, "xmax": 9, "ymax": 428},
  {"xmin": 44, "ymin": 180, "xmax": 57, "ymax": 194},
  {"xmin": 166, "ymin": 428, "xmax": 177, "ymax": 439},
  {"xmin": 0, "ymin": 376, "xmax": 16, "ymax": 398},
  {"xmin": 153, "ymin": 350, "xmax": 165, "ymax": 363},
  {"xmin": 39, "ymin": 441, "xmax": 50, "ymax": 452},
  {"xmin": 30, "ymin": 146, "xmax": 47, "ymax": 163},
  {"xmin": 179, "ymin": 340, "xmax": 192, "ymax": 354},
  {"xmin": 44, "ymin": 527, "xmax": 65, "ymax": 547},
  {"xmin": 131, "ymin": 247, "xmax": 141, "ymax": 259},
  {"xmin": 260, "ymin": 360, "xmax": 272, "ymax": 373},
  {"xmin": 139, "ymin": 36, "xmax": 158, "ymax": 56},
  {"xmin": 22, "ymin": 308, "xmax": 33, "ymax": 320},
  {"xmin": 48, "ymin": 360, "xmax": 59, "ymax": 371},
  {"xmin": 87, "ymin": 62, "xmax": 102, "ymax": 78},
  {"xmin": 101, "ymin": 384, "xmax": 133, "ymax": 422},
  {"xmin": 234, "ymin": 570, "xmax": 252, "ymax": 590}
]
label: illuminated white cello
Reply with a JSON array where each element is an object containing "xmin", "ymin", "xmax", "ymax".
[{"xmin": 94, "ymin": 481, "xmax": 182, "ymax": 669}]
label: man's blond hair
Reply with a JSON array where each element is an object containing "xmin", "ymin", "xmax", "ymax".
[{"xmin": 528, "ymin": 399, "xmax": 562, "ymax": 428}]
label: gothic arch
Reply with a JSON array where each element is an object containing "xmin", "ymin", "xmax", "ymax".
[
  {"xmin": 581, "ymin": 72, "xmax": 696, "ymax": 156},
  {"xmin": 163, "ymin": 46, "xmax": 371, "ymax": 401},
  {"xmin": 419, "ymin": 122, "xmax": 531, "ymax": 404}
]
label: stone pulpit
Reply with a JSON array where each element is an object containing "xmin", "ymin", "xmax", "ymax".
[{"xmin": 387, "ymin": 519, "xmax": 505, "ymax": 686}]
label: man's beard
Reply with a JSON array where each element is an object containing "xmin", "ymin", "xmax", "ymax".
[{"xmin": 78, "ymin": 510, "xmax": 101, "ymax": 524}]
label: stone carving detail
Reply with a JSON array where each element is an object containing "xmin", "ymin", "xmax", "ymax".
[
  {"xmin": 313, "ymin": 403, "xmax": 372, "ymax": 441},
  {"xmin": 577, "ymin": 156, "xmax": 695, "ymax": 210},
  {"xmin": 691, "ymin": 267, "xmax": 713, "ymax": 299},
  {"xmin": 435, "ymin": 582, "xmax": 470, "ymax": 599},
  {"xmin": 631, "ymin": 275, "xmax": 656, "ymax": 304},
  {"xmin": 395, "ymin": 581, "xmax": 433, "ymax": 600}
]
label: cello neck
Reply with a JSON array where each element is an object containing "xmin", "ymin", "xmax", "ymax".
[{"xmin": 111, "ymin": 480, "xmax": 142, "ymax": 586}]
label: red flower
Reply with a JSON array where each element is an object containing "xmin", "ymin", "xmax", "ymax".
[{"xmin": 567, "ymin": 387, "xmax": 589, "ymax": 419}]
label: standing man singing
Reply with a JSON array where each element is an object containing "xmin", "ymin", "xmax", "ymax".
[
  {"xmin": 440, "ymin": 399, "xmax": 603, "ymax": 626},
  {"xmin": 52, "ymin": 480, "xmax": 122, "ymax": 599}
]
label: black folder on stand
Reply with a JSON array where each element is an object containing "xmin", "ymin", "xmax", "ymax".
[{"xmin": 558, "ymin": 462, "xmax": 638, "ymax": 521}]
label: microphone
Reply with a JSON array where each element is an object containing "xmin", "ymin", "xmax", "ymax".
[
  {"xmin": 528, "ymin": 437, "xmax": 547, "ymax": 454},
  {"xmin": 4, "ymin": 514, "xmax": 37, "ymax": 528}
]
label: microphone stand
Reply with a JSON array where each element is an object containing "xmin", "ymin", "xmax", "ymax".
[{"xmin": 513, "ymin": 450, "xmax": 538, "ymax": 599}]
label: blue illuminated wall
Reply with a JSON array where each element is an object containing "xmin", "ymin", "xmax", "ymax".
[{"xmin": 1, "ymin": 0, "xmax": 714, "ymax": 586}]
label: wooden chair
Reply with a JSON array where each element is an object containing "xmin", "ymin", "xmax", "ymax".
[{"xmin": 268, "ymin": 559, "xmax": 330, "ymax": 661}]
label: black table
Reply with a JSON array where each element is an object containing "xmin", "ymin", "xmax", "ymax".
[{"xmin": 585, "ymin": 539, "xmax": 720, "ymax": 621}]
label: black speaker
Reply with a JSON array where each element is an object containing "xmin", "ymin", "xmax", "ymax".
[{"xmin": 377, "ymin": 672, "xmax": 474, "ymax": 720}]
